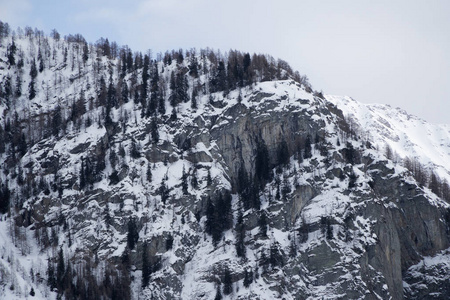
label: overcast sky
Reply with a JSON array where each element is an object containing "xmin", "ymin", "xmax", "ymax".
[{"xmin": 1, "ymin": 0, "xmax": 449, "ymax": 123}]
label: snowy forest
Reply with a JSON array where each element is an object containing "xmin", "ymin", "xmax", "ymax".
[{"xmin": 1, "ymin": 20, "xmax": 450, "ymax": 299}]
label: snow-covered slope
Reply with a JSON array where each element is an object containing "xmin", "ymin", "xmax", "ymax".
[
  {"xmin": 0, "ymin": 218, "xmax": 55, "ymax": 299},
  {"xmin": 326, "ymin": 95, "xmax": 450, "ymax": 182}
]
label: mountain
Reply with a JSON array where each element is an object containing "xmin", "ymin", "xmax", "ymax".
[
  {"xmin": 0, "ymin": 22, "xmax": 449, "ymax": 300},
  {"xmin": 325, "ymin": 95, "xmax": 450, "ymax": 183}
]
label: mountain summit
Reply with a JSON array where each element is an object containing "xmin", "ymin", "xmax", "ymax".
[{"xmin": 0, "ymin": 22, "xmax": 449, "ymax": 299}]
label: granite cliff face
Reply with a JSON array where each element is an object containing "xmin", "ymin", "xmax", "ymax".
[{"xmin": 0, "ymin": 27, "xmax": 450, "ymax": 300}]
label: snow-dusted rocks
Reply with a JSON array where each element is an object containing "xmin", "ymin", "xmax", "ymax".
[{"xmin": 0, "ymin": 28, "xmax": 449, "ymax": 300}]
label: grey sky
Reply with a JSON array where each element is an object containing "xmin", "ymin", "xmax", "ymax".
[{"xmin": 1, "ymin": 0, "xmax": 449, "ymax": 123}]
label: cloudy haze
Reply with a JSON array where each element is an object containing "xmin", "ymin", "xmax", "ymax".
[{"xmin": 1, "ymin": 0, "xmax": 449, "ymax": 123}]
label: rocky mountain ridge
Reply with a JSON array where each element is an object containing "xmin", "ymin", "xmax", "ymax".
[{"xmin": 0, "ymin": 23, "xmax": 450, "ymax": 299}]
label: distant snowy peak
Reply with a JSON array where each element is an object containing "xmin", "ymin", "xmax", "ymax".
[{"xmin": 326, "ymin": 94, "xmax": 450, "ymax": 181}]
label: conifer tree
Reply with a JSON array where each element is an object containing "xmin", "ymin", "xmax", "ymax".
[
  {"xmin": 98, "ymin": 76, "xmax": 107, "ymax": 107},
  {"xmin": 169, "ymin": 72, "xmax": 188, "ymax": 106},
  {"xmin": 442, "ymin": 180, "xmax": 450, "ymax": 202},
  {"xmin": 210, "ymin": 61, "xmax": 227, "ymax": 93},
  {"xmin": 217, "ymin": 191, "xmax": 232, "ymax": 230},
  {"xmin": 104, "ymin": 202, "xmax": 112, "ymax": 228},
  {"xmin": 191, "ymin": 87, "xmax": 198, "ymax": 110},
  {"xmin": 160, "ymin": 176, "xmax": 169, "ymax": 204},
  {"xmin": 223, "ymin": 267, "xmax": 232, "ymax": 295},
  {"xmin": 326, "ymin": 220, "xmax": 334, "ymax": 240},
  {"xmin": 142, "ymin": 242, "xmax": 150, "ymax": 288},
  {"xmin": 255, "ymin": 139, "xmax": 271, "ymax": 184},
  {"xmin": 127, "ymin": 218, "xmax": 139, "ymax": 250},
  {"xmin": 258, "ymin": 212, "xmax": 268, "ymax": 237},
  {"xmin": 166, "ymin": 234, "xmax": 174, "ymax": 250},
  {"xmin": 0, "ymin": 126, "xmax": 5, "ymax": 154},
  {"xmin": 56, "ymin": 248, "xmax": 65, "ymax": 291},
  {"xmin": 28, "ymin": 79, "xmax": 36, "ymax": 100},
  {"xmin": 250, "ymin": 177, "xmax": 261, "ymax": 210},
  {"xmin": 7, "ymin": 40, "xmax": 16, "ymax": 65},
  {"xmin": 214, "ymin": 285, "xmax": 222, "ymax": 300},
  {"xmin": 120, "ymin": 53, "xmax": 127, "ymax": 78},
  {"xmin": 169, "ymin": 71, "xmax": 176, "ymax": 103},
  {"xmin": 107, "ymin": 75, "xmax": 117, "ymax": 108},
  {"xmin": 157, "ymin": 89, "xmax": 166, "ymax": 115},
  {"xmin": 17, "ymin": 132, "xmax": 27, "ymax": 157},
  {"xmin": 191, "ymin": 167, "xmax": 198, "ymax": 189},
  {"xmin": 150, "ymin": 116, "xmax": 159, "ymax": 144},
  {"xmin": 212, "ymin": 217, "xmax": 223, "ymax": 246},
  {"xmin": 243, "ymin": 269, "xmax": 253, "ymax": 287},
  {"xmin": 170, "ymin": 107, "xmax": 177, "ymax": 121},
  {"xmin": 47, "ymin": 258, "xmax": 56, "ymax": 291},
  {"xmin": 348, "ymin": 170, "xmax": 357, "ymax": 189},
  {"xmin": 205, "ymin": 196, "xmax": 215, "ymax": 236},
  {"xmin": 130, "ymin": 140, "xmax": 140, "ymax": 159},
  {"xmin": 0, "ymin": 184, "xmax": 11, "ymax": 214},
  {"xmin": 235, "ymin": 211, "xmax": 245, "ymax": 258},
  {"xmin": 109, "ymin": 147, "xmax": 118, "ymax": 169},
  {"xmin": 176, "ymin": 49, "xmax": 184, "ymax": 64},
  {"xmin": 277, "ymin": 139, "xmax": 290, "ymax": 166},
  {"xmin": 281, "ymin": 175, "xmax": 291, "ymax": 201},
  {"xmin": 237, "ymin": 164, "xmax": 249, "ymax": 196},
  {"xmin": 148, "ymin": 67, "xmax": 159, "ymax": 114},
  {"xmin": 142, "ymin": 54, "xmax": 150, "ymax": 101},
  {"xmin": 133, "ymin": 89, "xmax": 140, "ymax": 105},
  {"xmin": 30, "ymin": 58, "xmax": 38, "ymax": 79},
  {"xmin": 207, "ymin": 169, "xmax": 212, "ymax": 186},
  {"xmin": 304, "ymin": 134, "xmax": 312, "ymax": 159},
  {"xmin": 298, "ymin": 221, "xmax": 309, "ymax": 243},
  {"xmin": 38, "ymin": 50, "xmax": 44, "ymax": 72},
  {"xmin": 82, "ymin": 42, "xmax": 89, "ymax": 63},
  {"xmin": 181, "ymin": 166, "xmax": 189, "ymax": 194},
  {"xmin": 126, "ymin": 50, "xmax": 133, "ymax": 71},
  {"xmin": 79, "ymin": 159, "xmax": 86, "ymax": 190},
  {"xmin": 429, "ymin": 172, "xmax": 441, "ymax": 197},
  {"xmin": 385, "ymin": 144, "xmax": 394, "ymax": 160},
  {"xmin": 146, "ymin": 163, "xmax": 152, "ymax": 183},
  {"xmin": 270, "ymin": 242, "xmax": 284, "ymax": 268},
  {"xmin": 243, "ymin": 53, "xmax": 251, "ymax": 73},
  {"xmin": 15, "ymin": 74, "xmax": 22, "ymax": 97},
  {"xmin": 188, "ymin": 56, "xmax": 199, "ymax": 78},
  {"xmin": 344, "ymin": 142, "xmax": 356, "ymax": 165},
  {"xmin": 52, "ymin": 105, "xmax": 62, "ymax": 136},
  {"xmin": 121, "ymin": 80, "xmax": 129, "ymax": 103},
  {"xmin": 1, "ymin": 75, "xmax": 11, "ymax": 100}
]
